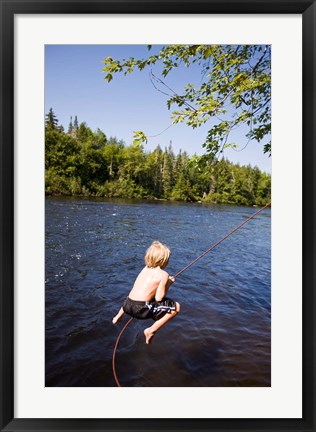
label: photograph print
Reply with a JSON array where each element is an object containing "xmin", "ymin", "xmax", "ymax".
[{"xmin": 45, "ymin": 44, "xmax": 271, "ymax": 387}]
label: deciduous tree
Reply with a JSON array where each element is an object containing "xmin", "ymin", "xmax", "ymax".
[{"xmin": 103, "ymin": 45, "xmax": 271, "ymax": 156}]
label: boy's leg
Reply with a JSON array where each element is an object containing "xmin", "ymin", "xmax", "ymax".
[
  {"xmin": 112, "ymin": 307, "xmax": 124, "ymax": 324},
  {"xmin": 144, "ymin": 302, "xmax": 180, "ymax": 344}
]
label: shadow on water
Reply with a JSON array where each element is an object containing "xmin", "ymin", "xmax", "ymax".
[{"xmin": 109, "ymin": 319, "xmax": 225, "ymax": 387}]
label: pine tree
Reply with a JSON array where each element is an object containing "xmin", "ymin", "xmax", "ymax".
[
  {"xmin": 162, "ymin": 144, "xmax": 175, "ymax": 198},
  {"xmin": 68, "ymin": 116, "xmax": 73, "ymax": 134},
  {"xmin": 44, "ymin": 112, "xmax": 271, "ymax": 203},
  {"xmin": 71, "ymin": 115, "xmax": 79, "ymax": 138},
  {"xmin": 45, "ymin": 108, "xmax": 59, "ymax": 129}
]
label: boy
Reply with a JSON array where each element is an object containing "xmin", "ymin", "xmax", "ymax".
[{"xmin": 112, "ymin": 241, "xmax": 180, "ymax": 344}]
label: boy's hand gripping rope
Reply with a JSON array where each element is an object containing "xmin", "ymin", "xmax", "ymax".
[{"xmin": 112, "ymin": 201, "xmax": 271, "ymax": 387}]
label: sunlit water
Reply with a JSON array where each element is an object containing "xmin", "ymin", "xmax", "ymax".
[{"xmin": 45, "ymin": 197, "xmax": 271, "ymax": 387}]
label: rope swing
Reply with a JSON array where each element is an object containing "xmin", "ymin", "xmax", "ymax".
[{"xmin": 112, "ymin": 201, "xmax": 271, "ymax": 387}]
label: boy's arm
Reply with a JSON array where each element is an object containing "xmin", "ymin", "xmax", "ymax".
[{"xmin": 155, "ymin": 273, "xmax": 175, "ymax": 301}]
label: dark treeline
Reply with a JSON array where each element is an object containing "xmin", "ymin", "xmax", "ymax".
[{"xmin": 45, "ymin": 109, "xmax": 271, "ymax": 206}]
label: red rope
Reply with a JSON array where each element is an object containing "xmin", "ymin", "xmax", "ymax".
[
  {"xmin": 112, "ymin": 201, "xmax": 271, "ymax": 386},
  {"xmin": 112, "ymin": 317, "xmax": 133, "ymax": 387},
  {"xmin": 173, "ymin": 201, "xmax": 271, "ymax": 278}
]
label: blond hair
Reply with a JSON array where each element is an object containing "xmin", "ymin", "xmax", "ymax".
[{"xmin": 145, "ymin": 241, "xmax": 170, "ymax": 269}]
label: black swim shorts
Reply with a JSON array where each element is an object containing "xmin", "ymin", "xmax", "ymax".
[{"xmin": 122, "ymin": 296, "xmax": 176, "ymax": 321}]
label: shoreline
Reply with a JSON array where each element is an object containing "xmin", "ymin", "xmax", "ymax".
[{"xmin": 45, "ymin": 193, "xmax": 268, "ymax": 208}]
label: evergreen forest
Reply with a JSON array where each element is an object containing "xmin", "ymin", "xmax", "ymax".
[{"xmin": 45, "ymin": 109, "xmax": 271, "ymax": 206}]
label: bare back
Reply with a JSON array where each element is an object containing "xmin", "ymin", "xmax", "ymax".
[{"xmin": 128, "ymin": 266, "xmax": 169, "ymax": 302}]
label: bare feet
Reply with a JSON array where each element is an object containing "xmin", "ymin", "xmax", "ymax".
[
  {"xmin": 112, "ymin": 307, "xmax": 124, "ymax": 324},
  {"xmin": 112, "ymin": 315, "xmax": 121, "ymax": 324},
  {"xmin": 144, "ymin": 328, "xmax": 155, "ymax": 344}
]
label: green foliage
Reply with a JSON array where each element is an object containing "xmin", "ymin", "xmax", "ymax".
[
  {"xmin": 45, "ymin": 110, "xmax": 271, "ymax": 206},
  {"xmin": 45, "ymin": 169, "xmax": 70, "ymax": 195},
  {"xmin": 170, "ymin": 174, "xmax": 195, "ymax": 202},
  {"xmin": 95, "ymin": 177, "xmax": 148, "ymax": 199},
  {"xmin": 45, "ymin": 108, "xmax": 59, "ymax": 130},
  {"xmin": 102, "ymin": 45, "xmax": 271, "ymax": 157},
  {"xmin": 68, "ymin": 116, "xmax": 73, "ymax": 134},
  {"xmin": 133, "ymin": 130, "xmax": 148, "ymax": 146}
]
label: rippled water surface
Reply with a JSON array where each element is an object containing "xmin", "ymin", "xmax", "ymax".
[{"xmin": 45, "ymin": 197, "xmax": 271, "ymax": 387}]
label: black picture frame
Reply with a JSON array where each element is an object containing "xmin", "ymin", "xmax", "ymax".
[{"xmin": 0, "ymin": 1, "xmax": 314, "ymax": 431}]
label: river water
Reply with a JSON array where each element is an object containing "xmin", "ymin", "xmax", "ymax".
[{"xmin": 45, "ymin": 197, "xmax": 271, "ymax": 387}]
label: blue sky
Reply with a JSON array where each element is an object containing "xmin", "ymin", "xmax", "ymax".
[{"xmin": 45, "ymin": 45, "xmax": 271, "ymax": 173}]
